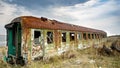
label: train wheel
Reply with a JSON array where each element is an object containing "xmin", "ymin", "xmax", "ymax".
[
  {"xmin": 20, "ymin": 59, "xmax": 25, "ymax": 66},
  {"xmin": 16, "ymin": 56, "xmax": 25, "ymax": 66},
  {"xmin": 7, "ymin": 56, "xmax": 14, "ymax": 65}
]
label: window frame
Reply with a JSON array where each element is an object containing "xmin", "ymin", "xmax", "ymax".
[
  {"xmin": 47, "ymin": 31, "xmax": 53, "ymax": 44},
  {"xmin": 70, "ymin": 32, "xmax": 75, "ymax": 41},
  {"xmin": 83, "ymin": 33, "xmax": 87, "ymax": 40},
  {"xmin": 33, "ymin": 30, "xmax": 42, "ymax": 45},
  {"xmin": 88, "ymin": 33, "xmax": 91, "ymax": 39}
]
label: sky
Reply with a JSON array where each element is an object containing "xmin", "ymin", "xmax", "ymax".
[{"xmin": 0, "ymin": 0, "xmax": 120, "ymax": 36}]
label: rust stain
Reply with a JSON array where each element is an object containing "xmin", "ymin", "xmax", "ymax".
[
  {"xmin": 22, "ymin": 26, "xmax": 31, "ymax": 62},
  {"xmin": 54, "ymin": 30, "xmax": 59, "ymax": 49},
  {"xmin": 18, "ymin": 16, "xmax": 106, "ymax": 35}
]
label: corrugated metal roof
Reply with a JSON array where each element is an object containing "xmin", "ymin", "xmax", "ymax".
[{"xmin": 12, "ymin": 16, "xmax": 106, "ymax": 34}]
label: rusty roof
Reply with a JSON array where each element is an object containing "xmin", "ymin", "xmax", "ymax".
[{"xmin": 11, "ymin": 16, "xmax": 106, "ymax": 34}]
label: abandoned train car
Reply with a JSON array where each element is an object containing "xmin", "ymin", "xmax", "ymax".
[{"xmin": 4, "ymin": 16, "xmax": 107, "ymax": 65}]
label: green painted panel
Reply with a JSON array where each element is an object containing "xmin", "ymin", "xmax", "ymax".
[
  {"xmin": 17, "ymin": 23, "xmax": 21, "ymax": 57},
  {"xmin": 7, "ymin": 23, "xmax": 22, "ymax": 57},
  {"xmin": 7, "ymin": 29, "xmax": 16, "ymax": 56}
]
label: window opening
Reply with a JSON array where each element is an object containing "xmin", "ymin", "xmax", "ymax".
[
  {"xmin": 62, "ymin": 32, "xmax": 66, "ymax": 42},
  {"xmin": 34, "ymin": 31, "xmax": 41, "ymax": 44},
  {"xmin": 95, "ymin": 34, "xmax": 97, "ymax": 39},
  {"xmin": 83, "ymin": 33, "xmax": 87, "ymax": 40},
  {"xmin": 70, "ymin": 33, "xmax": 75, "ymax": 41},
  {"xmin": 77, "ymin": 33, "xmax": 81, "ymax": 40},
  {"xmin": 47, "ymin": 32, "xmax": 53, "ymax": 44},
  {"xmin": 88, "ymin": 34, "xmax": 91, "ymax": 39},
  {"xmin": 92, "ymin": 34, "xmax": 94, "ymax": 39}
]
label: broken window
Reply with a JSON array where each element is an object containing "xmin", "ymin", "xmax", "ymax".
[
  {"xmin": 92, "ymin": 34, "xmax": 94, "ymax": 39},
  {"xmin": 47, "ymin": 31, "xmax": 53, "ymax": 44},
  {"xmin": 62, "ymin": 32, "xmax": 66, "ymax": 42},
  {"xmin": 77, "ymin": 33, "xmax": 81, "ymax": 40},
  {"xmin": 34, "ymin": 31, "xmax": 41, "ymax": 44},
  {"xmin": 88, "ymin": 34, "xmax": 91, "ymax": 39},
  {"xmin": 83, "ymin": 33, "xmax": 87, "ymax": 40},
  {"xmin": 70, "ymin": 33, "xmax": 75, "ymax": 41}
]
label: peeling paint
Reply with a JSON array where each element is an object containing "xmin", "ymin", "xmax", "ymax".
[{"xmin": 5, "ymin": 16, "xmax": 107, "ymax": 64}]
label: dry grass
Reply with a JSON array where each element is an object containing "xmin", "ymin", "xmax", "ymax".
[
  {"xmin": 0, "ymin": 47, "xmax": 120, "ymax": 68},
  {"xmin": 0, "ymin": 36, "xmax": 120, "ymax": 68}
]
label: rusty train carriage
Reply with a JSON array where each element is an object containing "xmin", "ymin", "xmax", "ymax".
[{"xmin": 4, "ymin": 16, "xmax": 107, "ymax": 65}]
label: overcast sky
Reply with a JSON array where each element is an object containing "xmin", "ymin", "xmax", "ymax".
[{"xmin": 0, "ymin": 0, "xmax": 120, "ymax": 36}]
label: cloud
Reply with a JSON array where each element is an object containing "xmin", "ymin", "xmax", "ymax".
[
  {"xmin": 0, "ymin": 0, "xmax": 33, "ymax": 34},
  {"xmin": 0, "ymin": 0, "xmax": 120, "ymax": 36},
  {"xmin": 4, "ymin": 0, "xmax": 89, "ymax": 9},
  {"xmin": 48, "ymin": 0, "xmax": 120, "ymax": 36}
]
